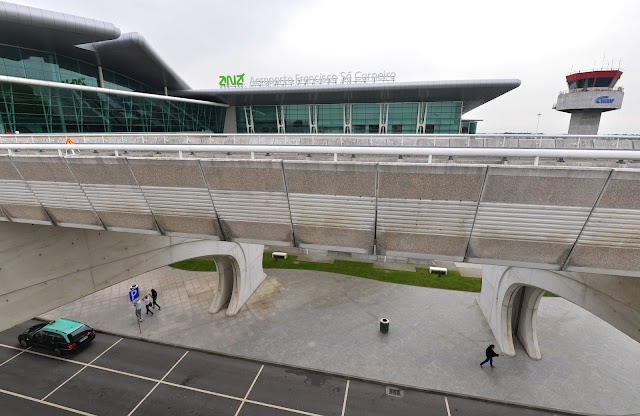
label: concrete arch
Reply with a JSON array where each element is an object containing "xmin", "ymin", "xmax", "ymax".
[
  {"xmin": 479, "ymin": 265, "xmax": 640, "ymax": 359},
  {"xmin": 0, "ymin": 222, "xmax": 265, "ymax": 332}
]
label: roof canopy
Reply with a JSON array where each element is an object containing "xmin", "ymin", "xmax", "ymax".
[
  {"xmin": 176, "ymin": 79, "xmax": 521, "ymax": 114},
  {"xmin": 0, "ymin": 1, "xmax": 188, "ymax": 90}
]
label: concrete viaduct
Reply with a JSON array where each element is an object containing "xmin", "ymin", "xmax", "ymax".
[{"xmin": 0, "ymin": 143, "xmax": 639, "ymax": 360}]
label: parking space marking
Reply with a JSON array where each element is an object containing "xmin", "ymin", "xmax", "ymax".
[
  {"xmin": 127, "ymin": 351, "xmax": 189, "ymax": 416},
  {"xmin": 233, "ymin": 364, "xmax": 264, "ymax": 416},
  {"xmin": 341, "ymin": 380, "xmax": 350, "ymax": 416},
  {"xmin": 0, "ymin": 347, "xmax": 30, "ymax": 368},
  {"xmin": 161, "ymin": 380, "xmax": 241, "ymax": 401},
  {"xmin": 42, "ymin": 338, "xmax": 123, "ymax": 401},
  {"xmin": 445, "ymin": 397, "xmax": 451, "ymax": 416},
  {"xmin": 0, "ymin": 387, "xmax": 96, "ymax": 416},
  {"xmin": 244, "ymin": 399, "xmax": 325, "ymax": 416}
]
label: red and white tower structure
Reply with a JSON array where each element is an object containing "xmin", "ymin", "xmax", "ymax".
[{"xmin": 554, "ymin": 69, "xmax": 624, "ymax": 135}]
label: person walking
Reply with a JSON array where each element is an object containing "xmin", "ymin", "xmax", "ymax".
[
  {"xmin": 151, "ymin": 288, "xmax": 161, "ymax": 310},
  {"xmin": 480, "ymin": 344, "xmax": 502, "ymax": 368},
  {"xmin": 134, "ymin": 298, "xmax": 143, "ymax": 322},
  {"xmin": 143, "ymin": 294, "xmax": 154, "ymax": 316}
]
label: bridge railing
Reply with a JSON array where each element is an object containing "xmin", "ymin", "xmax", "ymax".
[
  {"xmin": 3, "ymin": 143, "xmax": 640, "ymax": 165},
  {"xmin": 1, "ymin": 133, "xmax": 640, "ymax": 150}
]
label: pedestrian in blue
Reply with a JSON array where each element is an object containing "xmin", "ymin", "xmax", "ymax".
[{"xmin": 480, "ymin": 344, "xmax": 502, "ymax": 367}]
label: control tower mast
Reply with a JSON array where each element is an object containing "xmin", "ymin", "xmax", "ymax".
[{"xmin": 554, "ymin": 69, "xmax": 624, "ymax": 135}]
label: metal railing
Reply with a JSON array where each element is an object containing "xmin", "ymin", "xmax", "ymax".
[
  {"xmin": 1, "ymin": 133, "xmax": 640, "ymax": 150},
  {"xmin": 3, "ymin": 143, "xmax": 640, "ymax": 165}
]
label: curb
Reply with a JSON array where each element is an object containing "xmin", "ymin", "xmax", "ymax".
[{"xmin": 33, "ymin": 317, "xmax": 597, "ymax": 416}]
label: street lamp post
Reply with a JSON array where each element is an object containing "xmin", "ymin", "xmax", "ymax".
[{"xmin": 536, "ymin": 113, "xmax": 542, "ymax": 134}]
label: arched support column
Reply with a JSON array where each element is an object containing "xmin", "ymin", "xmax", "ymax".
[
  {"xmin": 479, "ymin": 265, "xmax": 640, "ymax": 360},
  {"xmin": 0, "ymin": 222, "xmax": 266, "ymax": 331}
]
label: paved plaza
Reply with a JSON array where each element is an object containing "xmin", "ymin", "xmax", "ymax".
[{"xmin": 40, "ymin": 266, "xmax": 640, "ymax": 415}]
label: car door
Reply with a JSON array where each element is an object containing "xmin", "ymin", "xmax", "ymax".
[
  {"xmin": 30, "ymin": 330, "xmax": 48, "ymax": 348},
  {"xmin": 50, "ymin": 333, "xmax": 66, "ymax": 351}
]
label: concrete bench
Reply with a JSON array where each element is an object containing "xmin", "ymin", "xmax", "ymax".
[
  {"xmin": 272, "ymin": 252, "xmax": 288, "ymax": 261},
  {"xmin": 429, "ymin": 266, "xmax": 447, "ymax": 276}
]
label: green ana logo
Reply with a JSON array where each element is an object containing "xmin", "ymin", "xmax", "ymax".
[{"xmin": 219, "ymin": 73, "xmax": 245, "ymax": 87}]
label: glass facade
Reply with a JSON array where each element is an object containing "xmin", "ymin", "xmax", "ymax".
[
  {"xmin": 0, "ymin": 43, "xmax": 226, "ymax": 134},
  {"xmin": 236, "ymin": 102, "xmax": 463, "ymax": 134},
  {"xmin": 0, "ymin": 44, "xmax": 156, "ymax": 93},
  {"xmin": 0, "ymin": 82, "xmax": 225, "ymax": 134}
]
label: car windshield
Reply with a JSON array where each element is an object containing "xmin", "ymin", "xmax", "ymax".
[{"xmin": 69, "ymin": 325, "xmax": 91, "ymax": 342}]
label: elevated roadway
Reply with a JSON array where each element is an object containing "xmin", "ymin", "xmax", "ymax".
[{"xmin": 0, "ymin": 143, "xmax": 638, "ymax": 359}]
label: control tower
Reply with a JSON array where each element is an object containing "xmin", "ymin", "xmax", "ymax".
[{"xmin": 554, "ymin": 69, "xmax": 624, "ymax": 135}]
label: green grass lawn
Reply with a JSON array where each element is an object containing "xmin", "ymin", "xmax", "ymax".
[
  {"xmin": 170, "ymin": 254, "xmax": 557, "ymax": 296},
  {"xmin": 170, "ymin": 254, "xmax": 485, "ymax": 293},
  {"xmin": 171, "ymin": 253, "xmax": 556, "ymax": 296}
]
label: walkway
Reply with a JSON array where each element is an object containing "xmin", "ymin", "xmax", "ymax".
[{"xmin": 40, "ymin": 267, "xmax": 640, "ymax": 415}]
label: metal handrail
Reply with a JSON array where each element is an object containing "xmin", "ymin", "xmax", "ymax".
[{"xmin": 3, "ymin": 143, "xmax": 640, "ymax": 162}]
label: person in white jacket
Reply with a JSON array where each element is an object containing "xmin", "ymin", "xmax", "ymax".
[{"xmin": 143, "ymin": 294, "xmax": 154, "ymax": 316}]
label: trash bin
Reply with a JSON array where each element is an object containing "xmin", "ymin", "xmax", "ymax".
[{"xmin": 380, "ymin": 318, "xmax": 389, "ymax": 334}]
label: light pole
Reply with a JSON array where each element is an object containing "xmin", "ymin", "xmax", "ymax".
[{"xmin": 536, "ymin": 113, "xmax": 542, "ymax": 134}]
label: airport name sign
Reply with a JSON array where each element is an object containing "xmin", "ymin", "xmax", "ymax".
[{"xmin": 218, "ymin": 70, "xmax": 396, "ymax": 88}]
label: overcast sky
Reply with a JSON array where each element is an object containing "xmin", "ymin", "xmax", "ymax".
[{"xmin": 13, "ymin": 0, "xmax": 640, "ymax": 134}]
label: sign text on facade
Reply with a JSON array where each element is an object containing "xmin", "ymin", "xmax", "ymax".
[{"xmin": 218, "ymin": 70, "xmax": 396, "ymax": 88}]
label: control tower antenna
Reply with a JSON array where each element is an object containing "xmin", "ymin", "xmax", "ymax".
[{"xmin": 554, "ymin": 67, "xmax": 624, "ymax": 135}]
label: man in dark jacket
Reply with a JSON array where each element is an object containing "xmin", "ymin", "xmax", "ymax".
[
  {"xmin": 151, "ymin": 288, "xmax": 161, "ymax": 310},
  {"xmin": 480, "ymin": 344, "xmax": 501, "ymax": 367}
]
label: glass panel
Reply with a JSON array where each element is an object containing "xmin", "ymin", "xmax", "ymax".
[
  {"xmin": 317, "ymin": 104, "xmax": 343, "ymax": 133},
  {"xmin": 0, "ymin": 81, "xmax": 225, "ymax": 134}
]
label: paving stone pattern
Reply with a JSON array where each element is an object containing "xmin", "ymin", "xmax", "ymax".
[{"xmin": 41, "ymin": 267, "xmax": 640, "ymax": 415}]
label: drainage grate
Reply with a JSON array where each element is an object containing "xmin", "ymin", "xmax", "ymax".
[{"xmin": 386, "ymin": 387, "xmax": 404, "ymax": 397}]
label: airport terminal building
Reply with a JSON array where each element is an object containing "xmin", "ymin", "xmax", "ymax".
[{"xmin": 0, "ymin": 1, "xmax": 520, "ymax": 136}]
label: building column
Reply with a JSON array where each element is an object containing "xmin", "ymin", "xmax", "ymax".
[
  {"xmin": 343, "ymin": 104, "xmax": 352, "ymax": 134},
  {"xmin": 97, "ymin": 65, "xmax": 105, "ymax": 88}
]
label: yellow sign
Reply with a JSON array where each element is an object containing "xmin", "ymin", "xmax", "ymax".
[{"xmin": 65, "ymin": 138, "xmax": 75, "ymax": 145}]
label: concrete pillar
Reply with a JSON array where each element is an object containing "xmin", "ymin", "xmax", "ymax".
[
  {"xmin": 479, "ymin": 265, "xmax": 640, "ymax": 360},
  {"xmin": 568, "ymin": 110, "xmax": 602, "ymax": 135}
]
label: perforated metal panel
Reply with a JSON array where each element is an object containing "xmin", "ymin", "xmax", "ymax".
[
  {"xmin": 141, "ymin": 186, "xmax": 216, "ymax": 218},
  {"xmin": 578, "ymin": 208, "xmax": 640, "ymax": 249},
  {"xmin": 288, "ymin": 193, "xmax": 376, "ymax": 230},
  {"xmin": 0, "ymin": 179, "xmax": 40, "ymax": 205},
  {"xmin": 81, "ymin": 184, "xmax": 150, "ymax": 214},
  {"xmin": 377, "ymin": 198, "xmax": 477, "ymax": 237},
  {"xmin": 27, "ymin": 181, "xmax": 93, "ymax": 210},
  {"xmin": 210, "ymin": 189, "xmax": 290, "ymax": 224},
  {"xmin": 472, "ymin": 202, "xmax": 591, "ymax": 244}
]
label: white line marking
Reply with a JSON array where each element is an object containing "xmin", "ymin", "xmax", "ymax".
[
  {"xmin": 445, "ymin": 396, "xmax": 452, "ymax": 416},
  {"xmin": 127, "ymin": 351, "xmax": 188, "ymax": 416},
  {"xmin": 0, "ymin": 343, "xmax": 344, "ymax": 416},
  {"xmin": 0, "ymin": 347, "xmax": 30, "ymax": 368},
  {"xmin": 341, "ymin": 379, "xmax": 350, "ymax": 416},
  {"xmin": 161, "ymin": 381, "xmax": 241, "ymax": 401},
  {"xmin": 0, "ymin": 387, "xmax": 96, "ymax": 416},
  {"xmin": 244, "ymin": 399, "xmax": 325, "ymax": 416},
  {"xmin": 234, "ymin": 364, "xmax": 264, "ymax": 416},
  {"xmin": 42, "ymin": 338, "xmax": 122, "ymax": 401}
]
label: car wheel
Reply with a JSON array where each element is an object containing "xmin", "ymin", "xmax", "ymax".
[
  {"xmin": 53, "ymin": 347, "xmax": 61, "ymax": 357},
  {"xmin": 19, "ymin": 339, "xmax": 28, "ymax": 348}
]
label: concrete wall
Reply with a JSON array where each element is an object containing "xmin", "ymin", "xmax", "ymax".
[
  {"xmin": 556, "ymin": 89, "xmax": 623, "ymax": 112},
  {"xmin": 2, "ymin": 156, "xmax": 640, "ymax": 276},
  {"xmin": 478, "ymin": 265, "xmax": 640, "ymax": 359},
  {"xmin": 0, "ymin": 222, "xmax": 265, "ymax": 332}
]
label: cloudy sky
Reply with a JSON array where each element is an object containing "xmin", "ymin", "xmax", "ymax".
[{"xmin": 13, "ymin": 0, "xmax": 640, "ymax": 134}]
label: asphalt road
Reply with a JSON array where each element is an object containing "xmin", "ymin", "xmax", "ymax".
[{"xmin": 0, "ymin": 320, "xmax": 563, "ymax": 416}]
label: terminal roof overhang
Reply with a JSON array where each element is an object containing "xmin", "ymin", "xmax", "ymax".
[
  {"xmin": 175, "ymin": 80, "xmax": 522, "ymax": 114},
  {"xmin": 0, "ymin": 1, "xmax": 189, "ymax": 90}
]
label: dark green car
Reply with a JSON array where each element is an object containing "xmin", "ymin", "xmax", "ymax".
[{"xmin": 18, "ymin": 319, "xmax": 96, "ymax": 356}]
